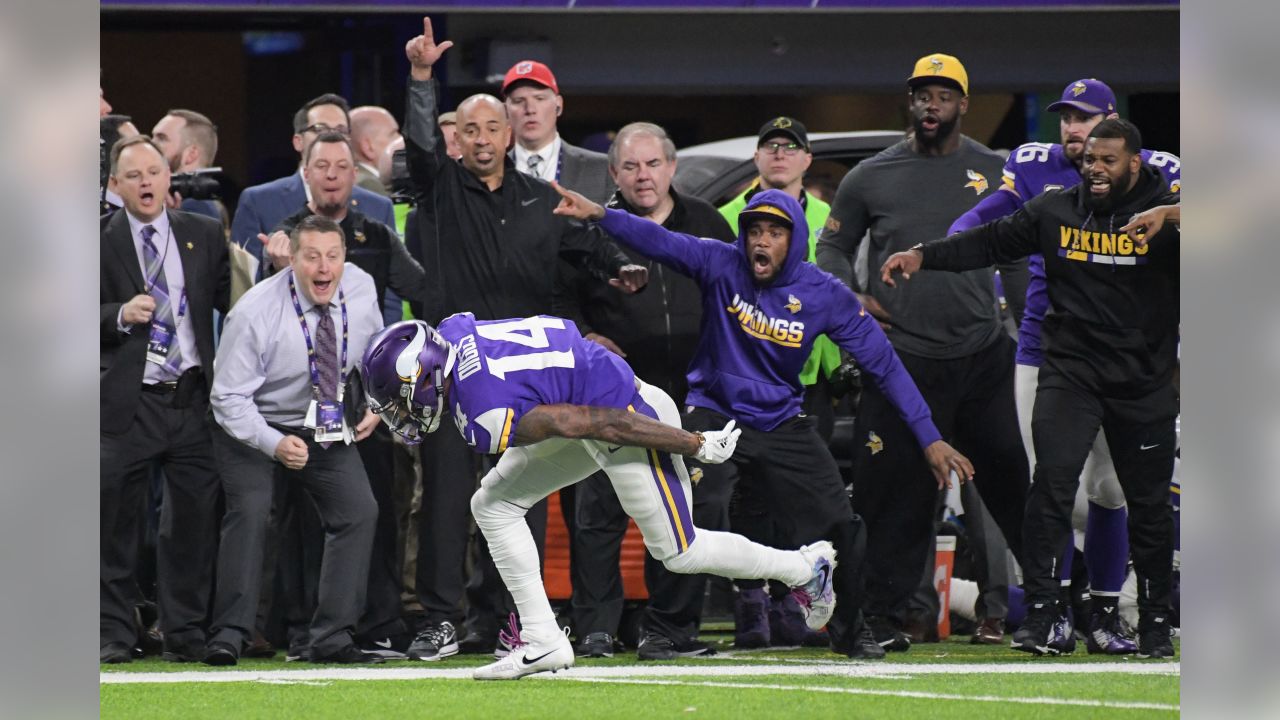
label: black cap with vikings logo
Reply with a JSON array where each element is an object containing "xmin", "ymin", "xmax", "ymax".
[{"xmin": 757, "ymin": 116, "xmax": 810, "ymax": 152}]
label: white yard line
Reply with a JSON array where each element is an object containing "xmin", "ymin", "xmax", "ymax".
[
  {"xmin": 101, "ymin": 660, "xmax": 1179, "ymax": 685},
  {"xmin": 561, "ymin": 677, "xmax": 1179, "ymax": 713}
]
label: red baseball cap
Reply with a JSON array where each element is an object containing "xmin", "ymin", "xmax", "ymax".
[{"xmin": 501, "ymin": 60, "xmax": 559, "ymax": 96}]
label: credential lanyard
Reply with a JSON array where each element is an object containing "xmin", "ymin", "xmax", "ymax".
[{"xmin": 288, "ymin": 274, "xmax": 348, "ymax": 400}]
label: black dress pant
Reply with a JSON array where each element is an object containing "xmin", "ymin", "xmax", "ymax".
[
  {"xmin": 101, "ymin": 390, "xmax": 221, "ymax": 652},
  {"xmin": 414, "ymin": 426, "xmax": 476, "ymax": 626},
  {"xmin": 645, "ymin": 408, "xmax": 867, "ymax": 642},
  {"xmin": 209, "ymin": 425, "xmax": 377, "ymax": 657},
  {"xmin": 1022, "ymin": 368, "xmax": 1177, "ymax": 616},
  {"xmin": 571, "ymin": 471, "xmax": 631, "ymax": 637},
  {"xmin": 356, "ymin": 425, "xmax": 408, "ymax": 639},
  {"xmin": 853, "ymin": 334, "xmax": 1028, "ymax": 627}
]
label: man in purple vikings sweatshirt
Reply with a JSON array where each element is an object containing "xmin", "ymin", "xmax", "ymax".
[
  {"xmin": 949, "ymin": 79, "xmax": 1181, "ymax": 655},
  {"xmin": 553, "ymin": 182, "xmax": 973, "ymax": 659}
]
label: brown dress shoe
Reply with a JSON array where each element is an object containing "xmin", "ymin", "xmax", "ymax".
[
  {"xmin": 970, "ymin": 617, "xmax": 1006, "ymax": 645},
  {"xmin": 244, "ymin": 628, "xmax": 277, "ymax": 659}
]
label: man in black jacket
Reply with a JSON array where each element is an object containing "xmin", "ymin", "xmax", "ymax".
[
  {"xmin": 400, "ymin": 18, "xmax": 646, "ymax": 662},
  {"xmin": 881, "ymin": 119, "xmax": 1179, "ymax": 659},
  {"xmin": 554, "ymin": 122, "xmax": 737, "ymax": 659},
  {"xmin": 100, "ymin": 135, "xmax": 230, "ymax": 663}
]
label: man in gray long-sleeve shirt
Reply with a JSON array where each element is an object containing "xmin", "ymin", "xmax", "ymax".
[
  {"xmin": 204, "ymin": 216, "xmax": 385, "ymax": 666},
  {"xmin": 815, "ymin": 52, "xmax": 1029, "ymax": 652}
]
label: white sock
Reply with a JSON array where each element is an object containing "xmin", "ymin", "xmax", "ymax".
[
  {"xmin": 472, "ymin": 491, "xmax": 559, "ymax": 645},
  {"xmin": 664, "ymin": 529, "xmax": 811, "ymax": 586}
]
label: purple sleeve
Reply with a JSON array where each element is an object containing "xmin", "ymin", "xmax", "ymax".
[
  {"xmin": 599, "ymin": 208, "xmax": 735, "ymax": 284},
  {"xmin": 822, "ymin": 280, "xmax": 942, "ymax": 449},
  {"xmin": 1016, "ymin": 253, "xmax": 1048, "ymax": 367},
  {"xmin": 948, "ymin": 188, "xmax": 1024, "ymax": 235}
]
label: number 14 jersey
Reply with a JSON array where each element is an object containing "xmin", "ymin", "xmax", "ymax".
[{"xmin": 437, "ymin": 312, "xmax": 637, "ymax": 455}]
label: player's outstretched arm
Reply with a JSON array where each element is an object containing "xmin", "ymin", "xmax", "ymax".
[
  {"xmin": 514, "ymin": 404, "xmax": 740, "ymax": 464},
  {"xmin": 1120, "ymin": 203, "xmax": 1179, "ymax": 246},
  {"xmin": 551, "ymin": 182, "xmax": 606, "ymax": 222}
]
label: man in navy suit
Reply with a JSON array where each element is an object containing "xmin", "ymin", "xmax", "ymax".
[{"xmin": 230, "ymin": 93, "xmax": 396, "ymax": 279}]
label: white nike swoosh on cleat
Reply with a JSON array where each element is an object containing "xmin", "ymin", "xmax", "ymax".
[{"xmin": 374, "ymin": 639, "xmax": 393, "ymax": 649}]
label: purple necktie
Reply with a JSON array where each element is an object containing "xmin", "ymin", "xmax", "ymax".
[
  {"xmin": 314, "ymin": 306, "xmax": 339, "ymax": 403},
  {"xmin": 141, "ymin": 225, "xmax": 182, "ymax": 377}
]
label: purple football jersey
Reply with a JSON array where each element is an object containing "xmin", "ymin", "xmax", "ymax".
[
  {"xmin": 437, "ymin": 313, "xmax": 636, "ymax": 454},
  {"xmin": 1001, "ymin": 142, "xmax": 1181, "ymax": 366}
]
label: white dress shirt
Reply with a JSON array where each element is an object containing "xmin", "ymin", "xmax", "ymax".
[
  {"xmin": 123, "ymin": 210, "xmax": 200, "ymax": 384},
  {"xmin": 513, "ymin": 135, "xmax": 562, "ymax": 182}
]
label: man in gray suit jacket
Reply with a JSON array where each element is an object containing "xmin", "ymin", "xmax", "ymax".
[{"xmin": 501, "ymin": 60, "xmax": 614, "ymax": 204}]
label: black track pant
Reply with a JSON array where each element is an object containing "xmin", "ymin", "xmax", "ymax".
[
  {"xmin": 1022, "ymin": 368, "xmax": 1176, "ymax": 618},
  {"xmin": 853, "ymin": 334, "xmax": 1028, "ymax": 627},
  {"xmin": 645, "ymin": 408, "xmax": 867, "ymax": 641}
]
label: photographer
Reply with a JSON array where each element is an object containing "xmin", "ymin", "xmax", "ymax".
[{"xmin": 151, "ymin": 109, "xmax": 224, "ymax": 223}]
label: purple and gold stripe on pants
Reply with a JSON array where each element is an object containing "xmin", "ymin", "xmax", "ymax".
[{"xmin": 629, "ymin": 399, "xmax": 696, "ymax": 552}]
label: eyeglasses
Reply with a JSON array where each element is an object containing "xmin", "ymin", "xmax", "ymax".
[
  {"xmin": 303, "ymin": 123, "xmax": 351, "ymax": 137},
  {"xmin": 760, "ymin": 141, "xmax": 803, "ymax": 156}
]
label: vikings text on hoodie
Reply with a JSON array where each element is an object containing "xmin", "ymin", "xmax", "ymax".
[
  {"xmin": 922, "ymin": 165, "xmax": 1180, "ymax": 400},
  {"xmin": 598, "ymin": 189, "xmax": 941, "ymax": 448}
]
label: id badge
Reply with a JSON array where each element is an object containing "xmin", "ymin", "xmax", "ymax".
[
  {"xmin": 146, "ymin": 323, "xmax": 175, "ymax": 365},
  {"xmin": 314, "ymin": 399, "xmax": 346, "ymax": 443}
]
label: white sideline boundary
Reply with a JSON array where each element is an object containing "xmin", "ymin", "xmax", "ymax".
[
  {"xmin": 564, "ymin": 677, "xmax": 1179, "ymax": 712},
  {"xmin": 102, "ymin": 660, "xmax": 1179, "ymax": 685}
]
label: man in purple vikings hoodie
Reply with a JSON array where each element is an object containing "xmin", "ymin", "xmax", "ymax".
[{"xmin": 553, "ymin": 182, "xmax": 973, "ymax": 659}]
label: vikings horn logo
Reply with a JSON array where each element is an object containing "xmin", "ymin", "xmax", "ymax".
[
  {"xmin": 396, "ymin": 325, "xmax": 428, "ymax": 383},
  {"xmin": 866, "ymin": 431, "xmax": 884, "ymax": 455},
  {"xmin": 785, "ymin": 294, "xmax": 802, "ymax": 314},
  {"xmin": 965, "ymin": 169, "xmax": 989, "ymax": 195},
  {"xmin": 929, "ymin": 57, "xmax": 945, "ymax": 74},
  {"xmin": 1072, "ymin": 81, "xmax": 1088, "ymax": 97}
]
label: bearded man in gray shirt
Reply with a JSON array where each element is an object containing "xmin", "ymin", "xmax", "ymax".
[{"xmin": 816, "ymin": 53, "xmax": 1029, "ymax": 653}]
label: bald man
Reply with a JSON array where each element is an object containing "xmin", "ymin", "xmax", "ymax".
[
  {"xmin": 351, "ymin": 106, "xmax": 402, "ymax": 197},
  {"xmin": 398, "ymin": 17, "xmax": 647, "ymax": 662}
]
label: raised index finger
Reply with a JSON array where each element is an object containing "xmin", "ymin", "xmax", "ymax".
[{"xmin": 422, "ymin": 16, "xmax": 433, "ymax": 43}]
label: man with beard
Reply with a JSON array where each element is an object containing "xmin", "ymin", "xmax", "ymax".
[
  {"xmin": 151, "ymin": 109, "xmax": 223, "ymax": 222},
  {"xmin": 816, "ymin": 53, "xmax": 1029, "ymax": 653},
  {"xmin": 949, "ymin": 78, "xmax": 1181, "ymax": 655},
  {"xmin": 881, "ymin": 119, "xmax": 1180, "ymax": 660}
]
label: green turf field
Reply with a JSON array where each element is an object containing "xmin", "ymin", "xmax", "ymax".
[{"xmin": 101, "ymin": 635, "xmax": 1179, "ymax": 719}]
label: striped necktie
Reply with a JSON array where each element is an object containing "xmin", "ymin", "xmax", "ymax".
[
  {"xmin": 141, "ymin": 224, "xmax": 183, "ymax": 377},
  {"xmin": 526, "ymin": 154, "xmax": 543, "ymax": 178}
]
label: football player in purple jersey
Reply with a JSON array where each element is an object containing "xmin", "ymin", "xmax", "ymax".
[
  {"xmin": 362, "ymin": 317, "xmax": 840, "ymax": 680},
  {"xmin": 948, "ymin": 79, "xmax": 1181, "ymax": 655}
]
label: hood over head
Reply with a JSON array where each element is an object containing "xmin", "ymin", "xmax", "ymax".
[{"xmin": 737, "ymin": 188, "xmax": 809, "ymax": 286}]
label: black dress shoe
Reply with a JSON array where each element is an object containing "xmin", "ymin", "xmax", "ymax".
[
  {"xmin": 162, "ymin": 646, "xmax": 205, "ymax": 663},
  {"xmin": 310, "ymin": 644, "xmax": 385, "ymax": 664},
  {"xmin": 101, "ymin": 642, "xmax": 132, "ymax": 664},
  {"xmin": 457, "ymin": 630, "xmax": 496, "ymax": 655},
  {"xmin": 202, "ymin": 641, "xmax": 239, "ymax": 667}
]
